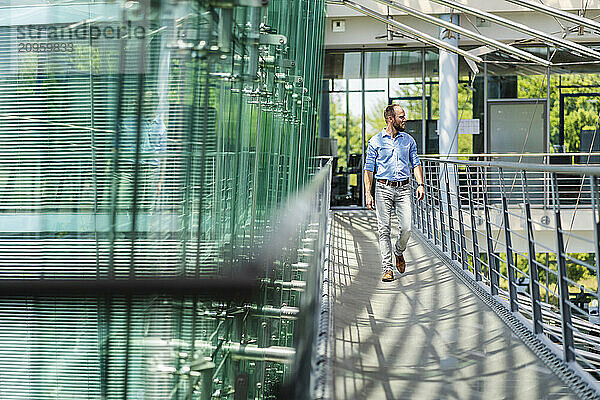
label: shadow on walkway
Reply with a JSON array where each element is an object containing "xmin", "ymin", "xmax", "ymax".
[{"xmin": 330, "ymin": 210, "xmax": 576, "ymax": 400}]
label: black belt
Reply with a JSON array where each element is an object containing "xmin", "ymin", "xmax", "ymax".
[{"xmin": 377, "ymin": 179, "xmax": 409, "ymax": 187}]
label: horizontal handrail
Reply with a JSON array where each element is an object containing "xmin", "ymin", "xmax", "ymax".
[{"xmin": 420, "ymin": 157, "xmax": 600, "ymax": 175}]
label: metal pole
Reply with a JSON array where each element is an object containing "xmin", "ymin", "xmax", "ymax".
[
  {"xmin": 425, "ymin": 165, "xmax": 433, "ymax": 240},
  {"xmin": 551, "ymin": 172, "xmax": 575, "ymax": 362},
  {"xmin": 500, "ymin": 168, "xmax": 519, "ymax": 312},
  {"xmin": 427, "ymin": 0, "xmax": 600, "ymax": 59},
  {"xmin": 455, "ymin": 164, "xmax": 468, "ymax": 270},
  {"xmin": 546, "ymin": 59, "xmax": 551, "ymax": 154},
  {"xmin": 341, "ymin": 0, "xmax": 483, "ymax": 64},
  {"xmin": 467, "ymin": 166, "xmax": 482, "ymax": 281},
  {"xmin": 437, "ymin": 163, "xmax": 447, "ymax": 253},
  {"xmin": 505, "ymin": 0, "xmax": 600, "ymax": 34},
  {"xmin": 483, "ymin": 59, "xmax": 488, "ymax": 153},
  {"xmin": 374, "ymin": 0, "xmax": 552, "ymax": 66},
  {"xmin": 522, "ymin": 171, "xmax": 543, "ymax": 334},
  {"xmin": 445, "ymin": 163, "xmax": 456, "ymax": 260},
  {"xmin": 361, "ymin": 51, "xmax": 366, "ymax": 208},
  {"xmin": 422, "ymin": 48, "xmax": 427, "ymax": 154},
  {"xmin": 482, "ymin": 166, "xmax": 498, "ymax": 295},
  {"xmin": 432, "ymin": 169, "xmax": 439, "ymax": 247},
  {"xmin": 345, "ymin": 78, "xmax": 350, "ymax": 196},
  {"xmin": 591, "ymin": 176, "xmax": 600, "ymax": 301}
]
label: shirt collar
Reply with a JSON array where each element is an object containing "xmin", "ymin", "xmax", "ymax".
[{"xmin": 382, "ymin": 128, "xmax": 403, "ymax": 139}]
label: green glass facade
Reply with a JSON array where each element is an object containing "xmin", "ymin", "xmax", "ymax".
[{"xmin": 0, "ymin": 0, "xmax": 327, "ymax": 398}]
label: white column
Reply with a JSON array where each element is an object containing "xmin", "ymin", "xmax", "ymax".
[
  {"xmin": 438, "ymin": 13, "xmax": 459, "ymax": 158},
  {"xmin": 439, "ymin": 14, "xmax": 460, "ymax": 228}
]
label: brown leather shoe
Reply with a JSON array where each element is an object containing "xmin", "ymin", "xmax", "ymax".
[
  {"xmin": 381, "ymin": 270, "xmax": 394, "ymax": 282},
  {"xmin": 395, "ymin": 254, "xmax": 406, "ymax": 274}
]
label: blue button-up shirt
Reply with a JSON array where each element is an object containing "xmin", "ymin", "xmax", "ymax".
[{"xmin": 364, "ymin": 128, "xmax": 421, "ymax": 181}]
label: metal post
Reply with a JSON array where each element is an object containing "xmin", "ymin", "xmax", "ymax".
[
  {"xmin": 551, "ymin": 172, "xmax": 575, "ymax": 362},
  {"xmin": 345, "ymin": 78, "xmax": 350, "ymax": 195},
  {"xmin": 445, "ymin": 163, "xmax": 456, "ymax": 260},
  {"xmin": 431, "ymin": 167, "xmax": 439, "ymax": 246},
  {"xmin": 500, "ymin": 168, "xmax": 519, "ymax": 312},
  {"xmin": 437, "ymin": 163, "xmax": 447, "ymax": 253},
  {"xmin": 482, "ymin": 166, "xmax": 498, "ymax": 295},
  {"xmin": 545, "ymin": 253, "xmax": 550, "ymax": 303},
  {"xmin": 361, "ymin": 51, "xmax": 366, "ymax": 208},
  {"xmin": 421, "ymin": 48, "xmax": 427, "ymax": 153},
  {"xmin": 483, "ymin": 58, "xmax": 488, "ymax": 153},
  {"xmin": 522, "ymin": 171, "xmax": 543, "ymax": 334},
  {"xmin": 425, "ymin": 165, "xmax": 433, "ymax": 240},
  {"xmin": 417, "ymin": 188, "xmax": 422, "ymax": 232},
  {"xmin": 546, "ymin": 60, "xmax": 551, "ymax": 154},
  {"xmin": 467, "ymin": 166, "xmax": 481, "ymax": 281},
  {"xmin": 591, "ymin": 176, "xmax": 600, "ymax": 301},
  {"xmin": 455, "ymin": 164, "xmax": 468, "ymax": 270},
  {"xmin": 419, "ymin": 162, "xmax": 426, "ymax": 232}
]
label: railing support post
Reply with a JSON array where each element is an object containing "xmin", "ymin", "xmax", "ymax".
[
  {"xmin": 445, "ymin": 164, "xmax": 456, "ymax": 261},
  {"xmin": 500, "ymin": 167, "xmax": 518, "ymax": 312},
  {"xmin": 466, "ymin": 165, "xmax": 481, "ymax": 281},
  {"xmin": 431, "ymin": 168, "xmax": 439, "ymax": 247},
  {"xmin": 437, "ymin": 163, "xmax": 447, "ymax": 253},
  {"xmin": 425, "ymin": 163, "xmax": 433, "ymax": 240},
  {"xmin": 590, "ymin": 176, "xmax": 600, "ymax": 301},
  {"xmin": 482, "ymin": 166, "xmax": 498, "ymax": 295},
  {"xmin": 551, "ymin": 172, "xmax": 575, "ymax": 362},
  {"xmin": 455, "ymin": 164, "xmax": 468, "ymax": 270},
  {"xmin": 522, "ymin": 171, "xmax": 543, "ymax": 335}
]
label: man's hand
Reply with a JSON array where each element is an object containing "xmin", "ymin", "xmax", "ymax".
[
  {"xmin": 416, "ymin": 185, "xmax": 425, "ymax": 201},
  {"xmin": 366, "ymin": 193, "xmax": 375, "ymax": 210}
]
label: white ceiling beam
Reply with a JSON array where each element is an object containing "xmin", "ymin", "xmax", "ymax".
[
  {"xmin": 505, "ymin": 0, "xmax": 600, "ymax": 34},
  {"xmin": 374, "ymin": 0, "xmax": 551, "ymax": 66},
  {"xmin": 428, "ymin": 0, "xmax": 600, "ymax": 59},
  {"xmin": 333, "ymin": 0, "xmax": 483, "ymax": 63}
]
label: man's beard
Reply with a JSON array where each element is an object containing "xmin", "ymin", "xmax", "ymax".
[{"xmin": 394, "ymin": 122, "xmax": 405, "ymax": 132}]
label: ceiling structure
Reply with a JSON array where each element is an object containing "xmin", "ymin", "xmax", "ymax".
[{"xmin": 325, "ymin": 0, "xmax": 600, "ymax": 74}]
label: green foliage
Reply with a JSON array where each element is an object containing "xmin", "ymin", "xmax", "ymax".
[
  {"xmin": 335, "ymin": 72, "xmax": 600, "ymax": 157},
  {"xmin": 479, "ymin": 251, "xmax": 596, "ymax": 305},
  {"xmin": 518, "ymin": 73, "xmax": 600, "ymax": 152},
  {"xmin": 329, "ymin": 101, "xmax": 362, "ymax": 168},
  {"xmin": 365, "ymin": 97, "xmax": 387, "ymax": 141}
]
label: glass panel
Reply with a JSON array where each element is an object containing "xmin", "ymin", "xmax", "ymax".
[
  {"xmin": 0, "ymin": 0, "xmax": 328, "ymax": 398},
  {"xmin": 488, "ymin": 101, "xmax": 547, "ymax": 154}
]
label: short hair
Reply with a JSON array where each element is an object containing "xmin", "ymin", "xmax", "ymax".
[{"xmin": 384, "ymin": 104, "xmax": 399, "ymax": 122}]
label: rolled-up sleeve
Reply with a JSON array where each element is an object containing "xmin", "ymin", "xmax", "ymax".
[
  {"xmin": 409, "ymin": 139, "xmax": 421, "ymax": 168},
  {"xmin": 364, "ymin": 140, "xmax": 376, "ymax": 172}
]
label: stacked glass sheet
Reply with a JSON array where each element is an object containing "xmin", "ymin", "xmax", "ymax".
[{"xmin": 0, "ymin": 0, "xmax": 326, "ymax": 398}]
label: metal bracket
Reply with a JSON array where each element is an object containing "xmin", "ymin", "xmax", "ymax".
[
  {"xmin": 211, "ymin": 0, "xmax": 269, "ymax": 7},
  {"xmin": 281, "ymin": 59, "xmax": 296, "ymax": 69},
  {"xmin": 260, "ymin": 33, "xmax": 287, "ymax": 46}
]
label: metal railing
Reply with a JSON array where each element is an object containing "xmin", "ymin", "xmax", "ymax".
[{"xmin": 414, "ymin": 156, "xmax": 600, "ymax": 397}]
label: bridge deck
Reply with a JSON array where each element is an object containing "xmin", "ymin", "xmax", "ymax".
[{"xmin": 329, "ymin": 210, "xmax": 576, "ymax": 399}]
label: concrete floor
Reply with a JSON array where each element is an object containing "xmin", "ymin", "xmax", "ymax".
[{"xmin": 329, "ymin": 210, "xmax": 577, "ymax": 400}]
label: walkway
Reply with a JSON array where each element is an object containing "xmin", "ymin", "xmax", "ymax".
[{"xmin": 329, "ymin": 210, "xmax": 577, "ymax": 399}]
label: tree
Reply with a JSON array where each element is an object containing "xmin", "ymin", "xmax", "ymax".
[
  {"xmin": 518, "ymin": 73, "xmax": 600, "ymax": 152},
  {"xmin": 329, "ymin": 101, "xmax": 362, "ymax": 168}
]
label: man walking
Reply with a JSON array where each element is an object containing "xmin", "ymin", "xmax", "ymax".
[{"xmin": 364, "ymin": 104, "xmax": 425, "ymax": 282}]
